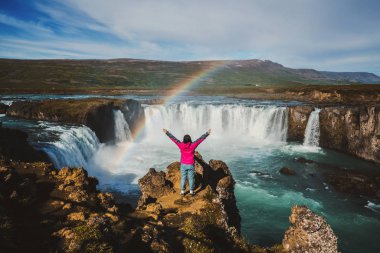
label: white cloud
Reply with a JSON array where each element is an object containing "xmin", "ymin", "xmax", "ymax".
[
  {"xmin": 0, "ymin": 12, "xmax": 52, "ymax": 34},
  {"xmin": 1, "ymin": 0, "xmax": 379, "ymax": 74}
]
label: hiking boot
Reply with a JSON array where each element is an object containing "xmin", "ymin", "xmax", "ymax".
[
  {"xmin": 181, "ymin": 191, "xmax": 185, "ymax": 196},
  {"xmin": 189, "ymin": 191, "xmax": 195, "ymax": 197}
]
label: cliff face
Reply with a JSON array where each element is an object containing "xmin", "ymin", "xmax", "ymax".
[
  {"xmin": 6, "ymin": 99, "xmax": 145, "ymax": 143},
  {"xmin": 288, "ymin": 105, "xmax": 380, "ymax": 164},
  {"xmin": 287, "ymin": 106, "xmax": 314, "ymax": 142},
  {"xmin": 319, "ymin": 106, "xmax": 380, "ymax": 163}
]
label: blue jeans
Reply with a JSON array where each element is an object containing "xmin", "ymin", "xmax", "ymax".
[{"xmin": 180, "ymin": 163, "xmax": 195, "ymax": 192}]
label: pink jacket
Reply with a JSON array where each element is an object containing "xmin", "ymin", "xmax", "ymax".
[{"xmin": 166, "ymin": 131, "xmax": 209, "ymax": 165}]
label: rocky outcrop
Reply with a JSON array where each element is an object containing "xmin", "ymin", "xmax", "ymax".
[
  {"xmin": 0, "ymin": 160, "xmax": 129, "ymax": 253},
  {"xmin": 319, "ymin": 106, "xmax": 380, "ymax": 163},
  {"xmin": 0, "ymin": 103, "xmax": 9, "ymax": 113},
  {"xmin": 136, "ymin": 153, "xmax": 248, "ymax": 252},
  {"xmin": 0, "ymin": 153, "xmax": 341, "ymax": 253},
  {"xmin": 287, "ymin": 106, "xmax": 313, "ymax": 142},
  {"xmin": 6, "ymin": 99, "xmax": 145, "ymax": 143},
  {"xmin": 0, "ymin": 126, "xmax": 49, "ymax": 162},
  {"xmin": 282, "ymin": 205, "xmax": 338, "ymax": 253}
]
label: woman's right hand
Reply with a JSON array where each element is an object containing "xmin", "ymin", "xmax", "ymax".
[
  {"xmin": 207, "ymin": 129, "xmax": 211, "ymax": 134},
  {"xmin": 163, "ymin": 129, "xmax": 168, "ymax": 134}
]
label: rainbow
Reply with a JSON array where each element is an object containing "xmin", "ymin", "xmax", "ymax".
[{"xmin": 111, "ymin": 60, "xmax": 228, "ymax": 167}]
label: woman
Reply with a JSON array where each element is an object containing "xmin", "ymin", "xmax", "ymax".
[{"xmin": 163, "ymin": 128, "xmax": 211, "ymax": 196}]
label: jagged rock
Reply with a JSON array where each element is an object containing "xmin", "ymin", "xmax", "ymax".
[
  {"xmin": 280, "ymin": 167, "xmax": 296, "ymax": 176},
  {"xmin": 97, "ymin": 192, "xmax": 115, "ymax": 209},
  {"xmin": 282, "ymin": 205, "xmax": 338, "ymax": 253},
  {"xmin": 54, "ymin": 167, "xmax": 98, "ymax": 203},
  {"xmin": 138, "ymin": 168, "xmax": 174, "ymax": 208},
  {"xmin": 67, "ymin": 212, "xmax": 86, "ymax": 221}
]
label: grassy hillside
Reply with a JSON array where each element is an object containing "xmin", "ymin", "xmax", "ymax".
[{"xmin": 0, "ymin": 58, "xmax": 379, "ymax": 92}]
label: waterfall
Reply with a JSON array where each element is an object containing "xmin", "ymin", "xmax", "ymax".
[
  {"xmin": 143, "ymin": 104, "xmax": 288, "ymax": 143},
  {"xmin": 113, "ymin": 110, "xmax": 132, "ymax": 142},
  {"xmin": 35, "ymin": 125, "xmax": 100, "ymax": 169},
  {"xmin": 303, "ymin": 108, "xmax": 321, "ymax": 147}
]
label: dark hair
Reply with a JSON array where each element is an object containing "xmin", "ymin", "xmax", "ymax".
[{"xmin": 183, "ymin": 134, "xmax": 192, "ymax": 143}]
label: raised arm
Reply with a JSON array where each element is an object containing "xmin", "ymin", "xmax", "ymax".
[
  {"xmin": 163, "ymin": 129, "xmax": 181, "ymax": 147},
  {"xmin": 192, "ymin": 129, "xmax": 211, "ymax": 148}
]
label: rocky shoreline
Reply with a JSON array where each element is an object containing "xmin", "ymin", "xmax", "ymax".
[{"xmin": 0, "ymin": 152, "xmax": 339, "ymax": 253}]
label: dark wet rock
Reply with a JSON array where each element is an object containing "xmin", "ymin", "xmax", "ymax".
[
  {"xmin": 293, "ymin": 157, "xmax": 315, "ymax": 164},
  {"xmin": 324, "ymin": 170, "xmax": 380, "ymax": 199},
  {"xmin": 287, "ymin": 106, "xmax": 314, "ymax": 142},
  {"xmin": 319, "ymin": 106, "xmax": 380, "ymax": 164},
  {"xmin": 0, "ymin": 127, "xmax": 49, "ymax": 162},
  {"xmin": 84, "ymin": 101, "xmax": 116, "ymax": 143},
  {"xmin": 120, "ymin": 99, "xmax": 145, "ymax": 136},
  {"xmin": 0, "ymin": 103, "xmax": 9, "ymax": 114},
  {"xmin": 280, "ymin": 167, "xmax": 296, "ymax": 176},
  {"xmin": 282, "ymin": 205, "xmax": 338, "ymax": 253}
]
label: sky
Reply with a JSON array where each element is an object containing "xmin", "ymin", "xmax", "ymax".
[{"xmin": 0, "ymin": 0, "xmax": 379, "ymax": 75}]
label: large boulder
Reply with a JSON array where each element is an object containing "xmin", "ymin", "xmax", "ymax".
[{"xmin": 282, "ymin": 205, "xmax": 338, "ymax": 253}]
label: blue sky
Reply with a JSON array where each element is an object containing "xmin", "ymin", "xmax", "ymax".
[{"xmin": 0, "ymin": 0, "xmax": 379, "ymax": 75}]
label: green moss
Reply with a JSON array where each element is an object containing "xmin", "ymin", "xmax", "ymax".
[
  {"xmin": 84, "ymin": 242, "xmax": 113, "ymax": 253},
  {"xmin": 181, "ymin": 216, "xmax": 214, "ymax": 253},
  {"xmin": 72, "ymin": 224, "xmax": 103, "ymax": 241}
]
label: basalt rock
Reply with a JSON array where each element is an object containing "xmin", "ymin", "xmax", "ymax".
[
  {"xmin": 282, "ymin": 205, "xmax": 338, "ymax": 253},
  {"xmin": 319, "ymin": 106, "xmax": 380, "ymax": 163},
  {"xmin": 287, "ymin": 106, "xmax": 314, "ymax": 142},
  {"xmin": 0, "ymin": 126, "xmax": 49, "ymax": 162}
]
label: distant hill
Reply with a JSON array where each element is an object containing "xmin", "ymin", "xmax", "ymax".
[{"xmin": 0, "ymin": 58, "xmax": 379, "ymax": 90}]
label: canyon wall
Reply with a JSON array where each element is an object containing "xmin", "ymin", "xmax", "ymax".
[
  {"xmin": 288, "ymin": 105, "xmax": 380, "ymax": 164},
  {"xmin": 6, "ymin": 99, "xmax": 145, "ymax": 143}
]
